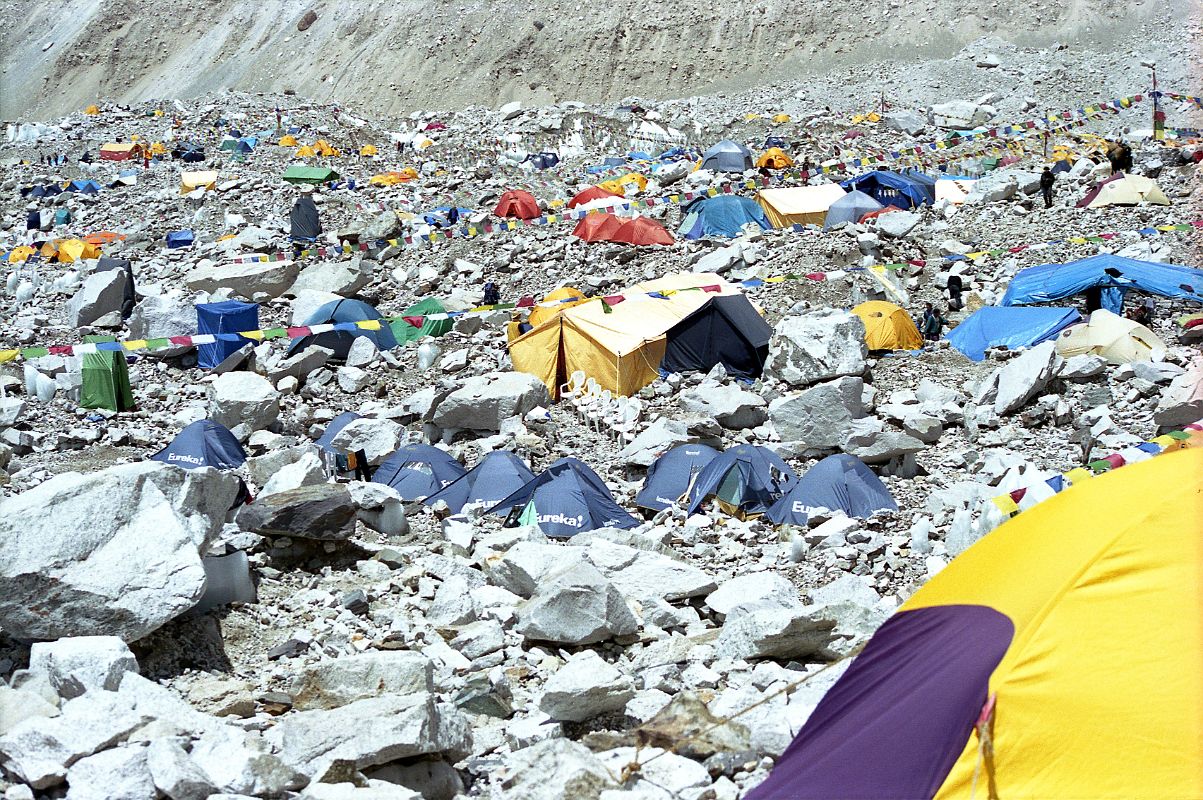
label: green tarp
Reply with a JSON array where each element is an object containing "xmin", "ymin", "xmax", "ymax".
[
  {"xmin": 81, "ymin": 351, "xmax": 134, "ymax": 412},
  {"xmin": 282, "ymin": 165, "xmax": 339, "ymax": 185},
  {"xmin": 390, "ymin": 297, "xmax": 453, "ymax": 344}
]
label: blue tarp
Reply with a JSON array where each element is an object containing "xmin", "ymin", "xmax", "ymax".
[
  {"xmin": 763, "ymin": 136, "xmax": 787, "ymax": 150},
  {"xmin": 823, "ymin": 189, "xmax": 884, "ymax": 229},
  {"xmin": 288, "ymin": 298, "xmax": 399, "ymax": 359},
  {"xmin": 166, "ymin": 230, "xmax": 195, "ymax": 248},
  {"xmin": 636, "ymin": 444, "xmax": 721, "ymax": 512},
  {"xmin": 765, "ymin": 454, "xmax": 897, "ymax": 526},
  {"xmin": 999, "ymin": 254, "xmax": 1203, "ymax": 314},
  {"xmin": 196, "ymin": 300, "xmax": 259, "ymax": 369},
  {"xmin": 488, "ymin": 457, "xmax": 639, "ymax": 538},
  {"xmin": 678, "ymin": 195, "xmax": 772, "ymax": 239},
  {"xmin": 701, "ymin": 139, "xmax": 753, "ymax": 172},
  {"xmin": 525, "ymin": 152, "xmax": 560, "ymax": 169},
  {"xmin": 372, "ymin": 444, "xmax": 466, "ymax": 500},
  {"xmin": 686, "ymin": 444, "xmax": 797, "ymax": 516},
  {"xmin": 424, "ymin": 451, "xmax": 537, "ymax": 513},
  {"xmin": 315, "ymin": 411, "xmax": 362, "ymax": 453},
  {"xmin": 946, "ymin": 306, "xmax": 1082, "ymax": 361},
  {"xmin": 151, "ymin": 419, "xmax": 246, "ymax": 470},
  {"xmin": 840, "ymin": 170, "xmax": 936, "ymax": 209}
]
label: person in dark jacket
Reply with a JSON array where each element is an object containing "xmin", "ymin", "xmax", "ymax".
[
  {"xmin": 922, "ymin": 308, "xmax": 946, "ymax": 341},
  {"xmin": 482, "ymin": 281, "xmax": 500, "ymax": 306},
  {"xmin": 1040, "ymin": 167, "xmax": 1055, "ymax": 208}
]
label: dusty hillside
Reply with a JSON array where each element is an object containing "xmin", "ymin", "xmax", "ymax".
[{"xmin": 0, "ymin": 0, "xmax": 1191, "ymax": 119}]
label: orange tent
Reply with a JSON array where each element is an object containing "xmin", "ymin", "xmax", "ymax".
[
  {"xmin": 612, "ymin": 217, "xmax": 674, "ymax": 246},
  {"xmin": 568, "ymin": 186, "xmax": 621, "ymax": 209},
  {"xmin": 84, "ymin": 232, "xmax": 125, "ymax": 246},
  {"xmin": 859, "ymin": 206, "xmax": 903, "ymax": 223},
  {"xmin": 494, "ymin": 190, "xmax": 541, "ymax": 219},
  {"xmin": 571, "ymin": 213, "xmax": 624, "ymax": 243}
]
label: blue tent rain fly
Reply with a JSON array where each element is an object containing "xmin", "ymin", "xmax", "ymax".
[
  {"xmin": 823, "ymin": 189, "xmax": 884, "ymax": 229},
  {"xmin": 488, "ymin": 457, "xmax": 639, "ymax": 538},
  {"xmin": 196, "ymin": 300, "xmax": 259, "ymax": 369},
  {"xmin": 151, "ymin": 419, "xmax": 247, "ymax": 470},
  {"xmin": 423, "ymin": 451, "xmax": 537, "ymax": 513},
  {"xmin": 678, "ymin": 195, "xmax": 772, "ymax": 239},
  {"xmin": 315, "ymin": 411, "xmax": 362, "ymax": 453},
  {"xmin": 840, "ymin": 170, "xmax": 936, "ymax": 209},
  {"xmin": 288, "ymin": 298, "xmax": 399, "ymax": 360},
  {"xmin": 636, "ymin": 444, "xmax": 721, "ymax": 512},
  {"xmin": 526, "ymin": 152, "xmax": 560, "ymax": 170},
  {"xmin": 686, "ymin": 444, "xmax": 797, "ymax": 517},
  {"xmin": 701, "ymin": 140, "xmax": 754, "ymax": 172},
  {"xmin": 765, "ymin": 454, "xmax": 897, "ymax": 526},
  {"xmin": 946, "ymin": 306, "xmax": 1082, "ymax": 361},
  {"xmin": 372, "ymin": 444, "xmax": 466, "ymax": 500},
  {"xmin": 166, "ymin": 230, "xmax": 195, "ymax": 248},
  {"xmin": 999, "ymin": 254, "xmax": 1203, "ymax": 315},
  {"xmin": 67, "ymin": 180, "xmax": 102, "ymax": 194}
]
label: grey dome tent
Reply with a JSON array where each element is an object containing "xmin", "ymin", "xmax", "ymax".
[
  {"xmin": 701, "ymin": 140, "xmax": 753, "ymax": 173},
  {"xmin": 823, "ymin": 190, "xmax": 884, "ymax": 229}
]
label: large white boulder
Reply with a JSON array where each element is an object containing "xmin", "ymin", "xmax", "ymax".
[
  {"xmin": 1154, "ymin": 360, "xmax": 1203, "ymax": 427},
  {"xmin": 976, "ymin": 341, "xmax": 1062, "ymax": 415},
  {"xmin": 539, "ymin": 651, "xmax": 635, "ymax": 722},
  {"xmin": 290, "ymin": 652, "xmax": 434, "ymax": 710},
  {"xmin": 514, "ymin": 560, "xmax": 639, "ymax": 644},
  {"xmin": 329, "ymin": 417, "xmax": 404, "ymax": 465},
  {"xmin": 769, "ymin": 376, "xmax": 866, "ymax": 449},
  {"xmin": 0, "ymin": 462, "xmax": 239, "ymax": 641},
  {"xmin": 764, "ymin": 309, "xmax": 867, "ymax": 388},
  {"xmin": 67, "ymin": 269, "xmax": 127, "ymax": 327},
  {"xmin": 28, "ymin": 637, "xmax": 139, "ymax": 699},
  {"xmin": 185, "ymin": 261, "xmax": 299, "ymax": 298},
  {"xmin": 431, "ymin": 372, "xmax": 551, "ymax": 432},
  {"xmin": 127, "ymin": 293, "xmax": 197, "ymax": 356},
  {"xmin": 208, "ymin": 372, "xmax": 280, "ymax": 431}
]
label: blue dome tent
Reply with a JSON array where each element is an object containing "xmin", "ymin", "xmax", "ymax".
[
  {"xmin": 424, "ymin": 451, "xmax": 537, "ymax": 513},
  {"xmin": 287, "ymin": 298, "xmax": 399, "ymax": 360},
  {"xmin": 840, "ymin": 170, "xmax": 936, "ymax": 209},
  {"xmin": 372, "ymin": 444, "xmax": 466, "ymax": 501},
  {"xmin": 488, "ymin": 457, "xmax": 639, "ymax": 538},
  {"xmin": 765, "ymin": 454, "xmax": 897, "ymax": 526},
  {"xmin": 686, "ymin": 444, "xmax": 797, "ymax": 518},
  {"xmin": 636, "ymin": 444, "xmax": 721, "ymax": 513},
  {"xmin": 678, "ymin": 195, "xmax": 772, "ymax": 239}
]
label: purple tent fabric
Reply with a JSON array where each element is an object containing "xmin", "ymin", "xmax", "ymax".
[{"xmin": 745, "ymin": 604, "xmax": 1014, "ymax": 800}]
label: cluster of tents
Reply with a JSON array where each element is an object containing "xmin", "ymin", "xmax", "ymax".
[
  {"xmin": 946, "ymin": 254, "xmax": 1203, "ymax": 362},
  {"xmin": 360, "ymin": 439, "xmax": 897, "ymax": 537}
]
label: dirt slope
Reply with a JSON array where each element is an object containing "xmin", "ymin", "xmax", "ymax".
[{"xmin": 0, "ymin": 0, "xmax": 1191, "ymax": 119}]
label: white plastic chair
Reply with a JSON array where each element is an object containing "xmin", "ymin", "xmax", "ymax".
[
  {"xmin": 588, "ymin": 389, "xmax": 613, "ymax": 432},
  {"xmin": 576, "ymin": 377, "xmax": 601, "ymax": 419},
  {"xmin": 615, "ymin": 397, "xmax": 643, "ymax": 443},
  {"xmin": 604, "ymin": 395, "xmax": 628, "ymax": 440},
  {"xmin": 560, "ymin": 370, "xmax": 586, "ymax": 405}
]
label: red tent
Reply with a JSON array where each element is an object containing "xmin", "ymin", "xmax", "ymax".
[
  {"xmin": 612, "ymin": 217, "xmax": 674, "ymax": 246},
  {"xmin": 494, "ymin": 190, "xmax": 541, "ymax": 219},
  {"xmin": 567, "ymin": 186, "xmax": 621, "ymax": 209},
  {"xmin": 571, "ymin": 213, "xmax": 624, "ymax": 243},
  {"xmin": 858, "ymin": 206, "xmax": 903, "ymax": 223},
  {"xmin": 424, "ymin": 121, "xmax": 447, "ymax": 132}
]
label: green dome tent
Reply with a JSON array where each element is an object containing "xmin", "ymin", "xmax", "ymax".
[
  {"xmin": 282, "ymin": 165, "xmax": 340, "ymax": 185},
  {"xmin": 390, "ymin": 297, "xmax": 453, "ymax": 344}
]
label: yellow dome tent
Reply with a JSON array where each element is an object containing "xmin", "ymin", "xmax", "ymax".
[
  {"xmin": 755, "ymin": 148, "xmax": 794, "ymax": 169},
  {"xmin": 599, "ymin": 172, "xmax": 648, "ymax": 197},
  {"xmin": 149, "ymin": 141, "xmax": 168, "ymax": 156},
  {"xmin": 313, "ymin": 139, "xmax": 340, "ymax": 157},
  {"xmin": 772, "ymin": 113, "xmax": 792, "ymax": 124},
  {"xmin": 359, "ymin": 144, "xmax": 378, "ymax": 157},
  {"xmin": 1081, "ymin": 174, "xmax": 1170, "ymax": 208},
  {"xmin": 294, "ymin": 145, "xmax": 317, "ymax": 158},
  {"xmin": 54, "ymin": 239, "xmax": 101, "ymax": 263},
  {"xmin": 1053, "ymin": 308, "xmax": 1167, "ymax": 364},
  {"xmin": 7, "ymin": 246, "xmax": 35, "ymax": 263},
  {"xmin": 278, "ymin": 134, "xmax": 299, "ymax": 147},
  {"xmin": 749, "ymin": 446, "xmax": 1203, "ymax": 799},
  {"xmin": 852, "ymin": 301, "xmax": 923, "ymax": 350},
  {"xmin": 84, "ymin": 104, "xmax": 100, "ymax": 115},
  {"xmin": 369, "ymin": 169, "xmax": 419, "ymax": 186}
]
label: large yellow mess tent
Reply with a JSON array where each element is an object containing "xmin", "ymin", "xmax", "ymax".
[
  {"xmin": 179, "ymin": 170, "xmax": 218, "ymax": 195},
  {"xmin": 748, "ymin": 446, "xmax": 1203, "ymax": 800},
  {"xmin": 54, "ymin": 239, "xmax": 101, "ymax": 263},
  {"xmin": 510, "ymin": 273, "xmax": 742, "ymax": 398},
  {"xmin": 527, "ymin": 286, "xmax": 590, "ymax": 329},
  {"xmin": 756, "ymin": 185, "xmax": 848, "ymax": 227},
  {"xmin": 852, "ymin": 301, "xmax": 923, "ymax": 350}
]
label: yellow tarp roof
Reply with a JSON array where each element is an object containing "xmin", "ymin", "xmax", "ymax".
[
  {"xmin": 756, "ymin": 185, "xmax": 848, "ymax": 227},
  {"xmin": 180, "ymin": 170, "xmax": 219, "ymax": 195}
]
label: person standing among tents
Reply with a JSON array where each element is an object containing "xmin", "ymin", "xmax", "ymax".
[
  {"xmin": 1040, "ymin": 167, "xmax": 1056, "ymax": 208},
  {"xmin": 482, "ymin": 281, "xmax": 500, "ymax": 306},
  {"xmin": 918, "ymin": 302, "xmax": 934, "ymax": 333},
  {"xmin": 922, "ymin": 307, "xmax": 946, "ymax": 341}
]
